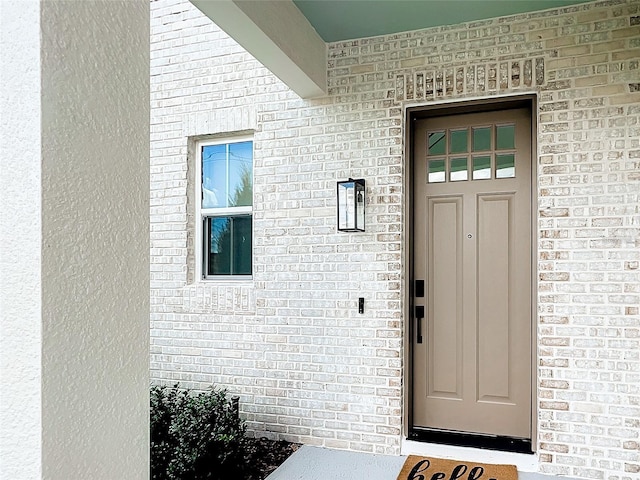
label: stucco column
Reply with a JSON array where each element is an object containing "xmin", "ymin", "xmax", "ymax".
[
  {"xmin": 0, "ymin": 1, "xmax": 150, "ymax": 479},
  {"xmin": 0, "ymin": 1, "xmax": 43, "ymax": 478}
]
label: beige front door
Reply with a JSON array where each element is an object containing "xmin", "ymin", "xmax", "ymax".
[{"xmin": 412, "ymin": 107, "xmax": 532, "ymax": 440}]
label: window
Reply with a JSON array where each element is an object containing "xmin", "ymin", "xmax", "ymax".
[
  {"xmin": 426, "ymin": 123, "xmax": 516, "ymax": 183},
  {"xmin": 197, "ymin": 137, "xmax": 253, "ymax": 278}
]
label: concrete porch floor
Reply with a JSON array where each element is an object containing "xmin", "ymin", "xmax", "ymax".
[{"xmin": 266, "ymin": 445, "xmax": 581, "ymax": 480}]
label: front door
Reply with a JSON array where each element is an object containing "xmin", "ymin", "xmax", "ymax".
[{"xmin": 411, "ymin": 107, "xmax": 532, "ymax": 444}]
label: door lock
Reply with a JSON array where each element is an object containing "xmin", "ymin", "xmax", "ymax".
[{"xmin": 467, "ymin": 233, "xmax": 473, "ymax": 239}]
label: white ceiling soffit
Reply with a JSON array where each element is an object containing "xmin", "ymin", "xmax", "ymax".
[{"xmin": 191, "ymin": 0, "xmax": 327, "ymax": 98}]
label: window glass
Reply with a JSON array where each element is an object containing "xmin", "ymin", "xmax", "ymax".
[
  {"xmin": 202, "ymin": 141, "xmax": 253, "ymax": 208},
  {"xmin": 496, "ymin": 125, "xmax": 515, "ymax": 150},
  {"xmin": 473, "ymin": 156, "xmax": 492, "ymax": 180},
  {"xmin": 228, "ymin": 141, "xmax": 253, "ymax": 207},
  {"xmin": 428, "ymin": 131, "xmax": 446, "ymax": 155},
  {"xmin": 206, "ymin": 216, "xmax": 252, "ymax": 276},
  {"xmin": 472, "ymin": 127, "xmax": 491, "ymax": 152},
  {"xmin": 449, "ymin": 129, "xmax": 468, "ymax": 154},
  {"xmin": 496, "ymin": 154, "xmax": 515, "ymax": 178},
  {"xmin": 202, "ymin": 144, "xmax": 227, "ymax": 208},
  {"xmin": 450, "ymin": 157, "xmax": 468, "ymax": 181},
  {"xmin": 428, "ymin": 159, "xmax": 446, "ymax": 183}
]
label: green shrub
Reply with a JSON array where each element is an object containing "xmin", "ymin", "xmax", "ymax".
[
  {"xmin": 150, "ymin": 384, "xmax": 183, "ymax": 479},
  {"xmin": 150, "ymin": 384, "xmax": 249, "ymax": 480}
]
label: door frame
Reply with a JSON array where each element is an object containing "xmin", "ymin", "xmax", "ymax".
[{"xmin": 403, "ymin": 94, "xmax": 539, "ymax": 453}]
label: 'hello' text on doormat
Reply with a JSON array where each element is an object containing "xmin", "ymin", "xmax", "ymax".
[{"xmin": 397, "ymin": 455, "xmax": 518, "ymax": 480}]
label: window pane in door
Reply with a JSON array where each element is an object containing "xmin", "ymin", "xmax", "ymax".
[
  {"xmin": 473, "ymin": 156, "xmax": 492, "ymax": 180},
  {"xmin": 496, "ymin": 125, "xmax": 515, "ymax": 150},
  {"xmin": 450, "ymin": 129, "xmax": 468, "ymax": 154},
  {"xmin": 473, "ymin": 127, "xmax": 491, "ymax": 151},
  {"xmin": 496, "ymin": 154, "xmax": 515, "ymax": 178},
  {"xmin": 428, "ymin": 131, "xmax": 446, "ymax": 155},
  {"xmin": 450, "ymin": 157, "xmax": 468, "ymax": 181},
  {"xmin": 428, "ymin": 159, "xmax": 446, "ymax": 183}
]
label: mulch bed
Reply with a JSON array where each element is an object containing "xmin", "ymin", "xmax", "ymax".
[{"xmin": 244, "ymin": 437, "xmax": 301, "ymax": 479}]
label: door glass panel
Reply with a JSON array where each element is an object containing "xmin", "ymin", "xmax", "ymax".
[
  {"xmin": 496, "ymin": 154, "xmax": 515, "ymax": 178},
  {"xmin": 428, "ymin": 131, "xmax": 446, "ymax": 155},
  {"xmin": 496, "ymin": 125, "xmax": 515, "ymax": 150},
  {"xmin": 473, "ymin": 127, "xmax": 491, "ymax": 152},
  {"xmin": 428, "ymin": 159, "xmax": 446, "ymax": 183},
  {"xmin": 473, "ymin": 156, "xmax": 492, "ymax": 180},
  {"xmin": 449, "ymin": 129, "xmax": 468, "ymax": 154},
  {"xmin": 450, "ymin": 157, "xmax": 468, "ymax": 181}
]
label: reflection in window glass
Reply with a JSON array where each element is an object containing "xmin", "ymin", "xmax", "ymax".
[
  {"xmin": 202, "ymin": 141, "xmax": 253, "ymax": 208},
  {"xmin": 496, "ymin": 154, "xmax": 515, "ymax": 178},
  {"xmin": 473, "ymin": 156, "xmax": 492, "ymax": 180},
  {"xmin": 228, "ymin": 141, "xmax": 253, "ymax": 206},
  {"xmin": 496, "ymin": 125, "xmax": 515, "ymax": 150},
  {"xmin": 206, "ymin": 215, "xmax": 252, "ymax": 275},
  {"xmin": 201, "ymin": 144, "xmax": 227, "ymax": 208},
  {"xmin": 450, "ymin": 157, "xmax": 468, "ymax": 182},
  {"xmin": 450, "ymin": 129, "xmax": 468, "ymax": 154},
  {"xmin": 428, "ymin": 131, "xmax": 446, "ymax": 155},
  {"xmin": 473, "ymin": 127, "xmax": 491, "ymax": 152},
  {"xmin": 428, "ymin": 159, "xmax": 446, "ymax": 183}
]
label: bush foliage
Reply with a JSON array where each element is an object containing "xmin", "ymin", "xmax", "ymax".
[{"xmin": 150, "ymin": 384, "xmax": 249, "ymax": 480}]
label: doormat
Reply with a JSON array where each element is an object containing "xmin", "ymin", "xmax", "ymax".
[{"xmin": 397, "ymin": 455, "xmax": 517, "ymax": 480}]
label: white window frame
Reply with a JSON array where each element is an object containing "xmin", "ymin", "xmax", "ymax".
[{"xmin": 195, "ymin": 135, "xmax": 254, "ymax": 281}]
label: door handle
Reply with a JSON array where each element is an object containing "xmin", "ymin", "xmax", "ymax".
[{"xmin": 415, "ymin": 305, "xmax": 424, "ymax": 344}]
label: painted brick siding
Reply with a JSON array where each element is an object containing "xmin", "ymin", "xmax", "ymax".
[{"xmin": 150, "ymin": 0, "xmax": 640, "ymax": 477}]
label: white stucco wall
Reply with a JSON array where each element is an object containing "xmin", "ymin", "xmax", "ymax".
[
  {"xmin": 0, "ymin": 1, "xmax": 43, "ymax": 478},
  {"xmin": 1, "ymin": 1, "xmax": 150, "ymax": 479}
]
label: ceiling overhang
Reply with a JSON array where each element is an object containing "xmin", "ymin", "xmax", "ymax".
[
  {"xmin": 191, "ymin": 0, "xmax": 327, "ymax": 98},
  {"xmin": 191, "ymin": 0, "xmax": 592, "ymax": 99},
  {"xmin": 293, "ymin": 0, "xmax": 592, "ymax": 43}
]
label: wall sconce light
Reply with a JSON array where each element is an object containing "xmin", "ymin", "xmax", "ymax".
[{"xmin": 337, "ymin": 178, "xmax": 365, "ymax": 232}]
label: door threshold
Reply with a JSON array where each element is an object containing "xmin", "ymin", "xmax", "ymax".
[
  {"xmin": 409, "ymin": 428, "xmax": 532, "ymax": 454},
  {"xmin": 402, "ymin": 437, "xmax": 538, "ymax": 472}
]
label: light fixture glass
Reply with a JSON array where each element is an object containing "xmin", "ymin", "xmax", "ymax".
[{"xmin": 337, "ymin": 178, "xmax": 365, "ymax": 232}]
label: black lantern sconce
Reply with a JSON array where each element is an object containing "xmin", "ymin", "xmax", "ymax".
[{"xmin": 337, "ymin": 178, "xmax": 365, "ymax": 232}]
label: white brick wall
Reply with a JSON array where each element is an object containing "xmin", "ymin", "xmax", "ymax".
[{"xmin": 151, "ymin": 0, "xmax": 640, "ymax": 476}]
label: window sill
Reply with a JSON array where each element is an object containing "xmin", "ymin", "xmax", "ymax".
[{"xmin": 199, "ymin": 275, "xmax": 253, "ymax": 283}]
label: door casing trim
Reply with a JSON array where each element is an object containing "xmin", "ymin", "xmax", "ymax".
[{"xmin": 402, "ymin": 94, "xmax": 539, "ymax": 453}]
